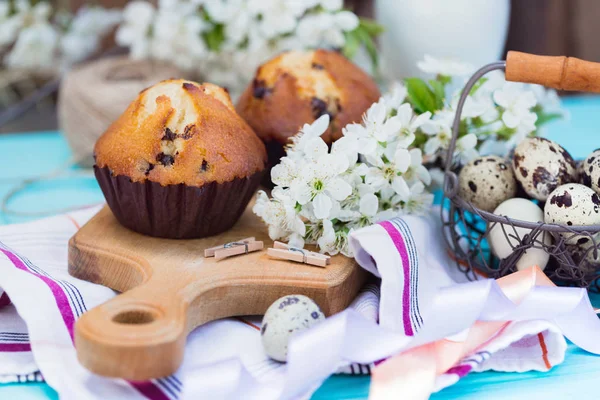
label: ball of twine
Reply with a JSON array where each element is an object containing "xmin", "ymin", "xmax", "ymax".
[
  {"xmin": 1, "ymin": 57, "xmax": 186, "ymax": 219},
  {"xmin": 58, "ymin": 56, "xmax": 186, "ymax": 166}
]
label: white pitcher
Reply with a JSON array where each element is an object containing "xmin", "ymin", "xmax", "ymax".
[{"xmin": 376, "ymin": 0, "xmax": 511, "ymax": 79}]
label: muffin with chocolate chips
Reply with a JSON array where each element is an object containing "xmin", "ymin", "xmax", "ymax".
[
  {"xmin": 94, "ymin": 79, "xmax": 267, "ymax": 238},
  {"xmin": 236, "ymin": 49, "xmax": 380, "ymax": 182}
]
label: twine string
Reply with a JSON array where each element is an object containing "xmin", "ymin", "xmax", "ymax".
[
  {"xmin": 225, "ymin": 241, "xmax": 249, "ymax": 254},
  {"xmin": 289, "ymin": 247, "xmax": 307, "ymax": 264}
]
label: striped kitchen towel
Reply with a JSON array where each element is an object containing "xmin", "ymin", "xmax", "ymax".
[{"xmin": 1, "ymin": 207, "xmax": 600, "ymax": 400}]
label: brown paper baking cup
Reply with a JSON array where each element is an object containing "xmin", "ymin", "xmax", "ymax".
[{"xmin": 94, "ymin": 166, "xmax": 264, "ymax": 239}]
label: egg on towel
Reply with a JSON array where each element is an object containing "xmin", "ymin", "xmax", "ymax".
[
  {"xmin": 458, "ymin": 155, "xmax": 517, "ymax": 212},
  {"xmin": 488, "ymin": 198, "xmax": 551, "ymax": 271},
  {"xmin": 261, "ymin": 294, "xmax": 325, "ymax": 362},
  {"xmin": 512, "ymin": 137, "xmax": 578, "ymax": 201},
  {"xmin": 580, "ymin": 149, "xmax": 600, "ymax": 195},
  {"xmin": 544, "ymin": 183, "xmax": 600, "ymax": 245}
]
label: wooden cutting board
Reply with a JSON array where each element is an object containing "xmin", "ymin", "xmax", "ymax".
[{"xmin": 68, "ymin": 205, "xmax": 367, "ymax": 380}]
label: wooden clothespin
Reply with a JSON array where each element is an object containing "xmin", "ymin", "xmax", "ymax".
[
  {"xmin": 267, "ymin": 241, "xmax": 331, "ymax": 268},
  {"xmin": 204, "ymin": 237, "xmax": 263, "ymax": 260}
]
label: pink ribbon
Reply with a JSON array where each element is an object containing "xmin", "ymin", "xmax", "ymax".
[{"xmin": 370, "ymin": 266, "xmax": 558, "ymax": 400}]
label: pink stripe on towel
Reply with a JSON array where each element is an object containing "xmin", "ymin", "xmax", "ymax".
[
  {"xmin": 0, "ymin": 343, "xmax": 31, "ymax": 352},
  {"xmin": 130, "ymin": 382, "xmax": 171, "ymax": 400},
  {"xmin": 379, "ymin": 221, "xmax": 414, "ymax": 336},
  {"xmin": 0, "ymin": 292, "xmax": 10, "ymax": 308},
  {"xmin": 0, "ymin": 248, "xmax": 172, "ymax": 400},
  {"xmin": 0, "ymin": 248, "xmax": 76, "ymax": 341}
]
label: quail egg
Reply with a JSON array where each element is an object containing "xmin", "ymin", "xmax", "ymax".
[
  {"xmin": 580, "ymin": 149, "xmax": 600, "ymax": 195},
  {"xmin": 544, "ymin": 183, "xmax": 600, "ymax": 245},
  {"xmin": 512, "ymin": 138, "xmax": 578, "ymax": 201},
  {"xmin": 568, "ymin": 240, "xmax": 600, "ymax": 267},
  {"xmin": 458, "ymin": 155, "xmax": 517, "ymax": 212},
  {"xmin": 261, "ymin": 295, "xmax": 325, "ymax": 362},
  {"xmin": 488, "ymin": 198, "xmax": 551, "ymax": 271}
]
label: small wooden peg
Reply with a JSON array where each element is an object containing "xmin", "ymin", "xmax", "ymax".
[
  {"xmin": 267, "ymin": 241, "xmax": 330, "ymax": 268},
  {"xmin": 204, "ymin": 237, "xmax": 262, "ymax": 260}
]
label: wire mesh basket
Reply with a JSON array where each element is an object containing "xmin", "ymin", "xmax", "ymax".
[{"xmin": 441, "ymin": 52, "xmax": 600, "ymax": 290}]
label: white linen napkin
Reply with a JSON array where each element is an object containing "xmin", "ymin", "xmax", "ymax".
[{"xmin": 1, "ymin": 206, "xmax": 600, "ymax": 400}]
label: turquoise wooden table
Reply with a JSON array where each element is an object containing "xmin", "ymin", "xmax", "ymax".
[{"xmin": 2, "ymin": 95, "xmax": 600, "ymax": 399}]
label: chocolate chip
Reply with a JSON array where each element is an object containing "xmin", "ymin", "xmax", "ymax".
[
  {"xmin": 311, "ymin": 97, "xmax": 329, "ymax": 119},
  {"xmin": 474, "ymin": 159, "xmax": 482, "ymax": 166},
  {"xmin": 490, "ymin": 186, "xmax": 495, "ymax": 190},
  {"xmin": 156, "ymin": 152, "xmax": 175, "ymax": 166},
  {"xmin": 499, "ymin": 163, "xmax": 507, "ymax": 170},
  {"xmin": 311, "ymin": 62, "xmax": 324, "ymax": 70},
  {"xmin": 145, "ymin": 163, "xmax": 155, "ymax": 176},
  {"xmin": 582, "ymin": 172, "xmax": 592, "ymax": 187},
  {"xmin": 589, "ymin": 157, "xmax": 596, "ymax": 163},
  {"xmin": 252, "ymin": 79, "xmax": 270, "ymax": 99},
  {"xmin": 311, "ymin": 311, "xmax": 319, "ymax": 319},
  {"xmin": 592, "ymin": 194, "xmax": 600, "ymax": 205},
  {"xmin": 597, "ymin": 176, "xmax": 600, "ymax": 188},
  {"xmin": 161, "ymin": 127, "xmax": 177, "ymax": 141},
  {"xmin": 200, "ymin": 159, "xmax": 209, "ymax": 172},
  {"xmin": 487, "ymin": 158, "xmax": 496, "ymax": 162},
  {"xmin": 578, "ymin": 237, "xmax": 590, "ymax": 245},
  {"xmin": 567, "ymin": 221, "xmax": 573, "ymax": 226},
  {"xmin": 261, "ymin": 323, "xmax": 267, "ymax": 335},
  {"xmin": 468, "ymin": 181, "xmax": 477, "ymax": 192},
  {"xmin": 550, "ymin": 190, "xmax": 572, "ymax": 208},
  {"xmin": 181, "ymin": 124, "xmax": 195, "ymax": 139},
  {"xmin": 520, "ymin": 167, "xmax": 528, "ymax": 177}
]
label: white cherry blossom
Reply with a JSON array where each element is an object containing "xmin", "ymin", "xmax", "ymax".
[
  {"xmin": 417, "ymin": 54, "xmax": 474, "ymax": 77},
  {"xmin": 493, "ymin": 83, "xmax": 538, "ymax": 133}
]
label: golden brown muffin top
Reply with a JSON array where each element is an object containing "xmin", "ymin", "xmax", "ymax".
[
  {"xmin": 236, "ymin": 49, "xmax": 381, "ymax": 145},
  {"xmin": 95, "ymin": 79, "xmax": 267, "ymax": 186}
]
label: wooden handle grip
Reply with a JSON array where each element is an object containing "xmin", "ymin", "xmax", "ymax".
[
  {"xmin": 506, "ymin": 51, "xmax": 600, "ymax": 93},
  {"xmin": 75, "ymin": 278, "xmax": 187, "ymax": 380}
]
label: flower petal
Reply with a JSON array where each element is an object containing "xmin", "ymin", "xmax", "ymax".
[
  {"xmin": 392, "ymin": 176, "xmax": 410, "ymax": 199},
  {"xmin": 313, "ymin": 193, "xmax": 333, "ymax": 220},
  {"xmin": 394, "ymin": 148, "xmax": 411, "ymax": 173},
  {"xmin": 326, "ymin": 178, "xmax": 352, "ymax": 201},
  {"xmin": 359, "ymin": 193, "xmax": 379, "ymax": 217}
]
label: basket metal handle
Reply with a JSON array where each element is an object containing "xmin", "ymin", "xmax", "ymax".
[
  {"xmin": 443, "ymin": 61, "xmax": 506, "ymax": 197},
  {"xmin": 444, "ymin": 51, "xmax": 600, "ymax": 197}
]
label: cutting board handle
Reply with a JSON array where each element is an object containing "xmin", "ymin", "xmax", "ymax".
[
  {"xmin": 506, "ymin": 51, "xmax": 600, "ymax": 93},
  {"xmin": 75, "ymin": 276, "xmax": 188, "ymax": 380}
]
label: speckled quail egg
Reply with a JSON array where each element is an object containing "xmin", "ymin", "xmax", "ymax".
[
  {"xmin": 568, "ymin": 240, "xmax": 600, "ymax": 267},
  {"xmin": 544, "ymin": 183, "xmax": 600, "ymax": 245},
  {"xmin": 458, "ymin": 155, "xmax": 517, "ymax": 212},
  {"xmin": 580, "ymin": 149, "xmax": 600, "ymax": 195},
  {"xmin": 261, "ymin": 295, "xmax": 325, "ymax": 362},
  {"xmin": 488, "ymin": 198, "xmax": 551, "ymax": 271},
  {"xmin": 512, "ymin": 137, "xmax": 578, "ymax": 201}
]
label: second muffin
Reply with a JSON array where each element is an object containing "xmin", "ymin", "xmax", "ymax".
[{"xmin": 236, "ymin": 49, "xmax": 380, "ymax": 176}]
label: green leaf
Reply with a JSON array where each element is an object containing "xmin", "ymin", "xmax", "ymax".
[
  {"xmin": 469, "ymin": 78, "xmax": 488, "ymax": 95},
  {"xmin": 342, "ymin": 30, "xmax": 360, "ymax": 60},
  {"xmin": 535, "ymin": 111, "xmax": 563, "ymax": 127},
  {"xmin": 405, "ymin": 78, "xmax": 439, "ymax": 114},
  {"xmin": 359, "ymin": 18, "xmax": 385, "ymax": 35},
  {"xmin": 354, "ymin": 25, "xmax": 379, "ymax": 68},
  {"xmin": 202, "ymin": 24, "xmax": 226, "ymax": 52},
  {"xmin": 428, "ymin": 79, "xmax": 446, "ymax": 109}
]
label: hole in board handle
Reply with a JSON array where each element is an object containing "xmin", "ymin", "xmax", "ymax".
[{"xmin": 113, "ymin": 310, "xmax": 155, "ymax": 325}]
